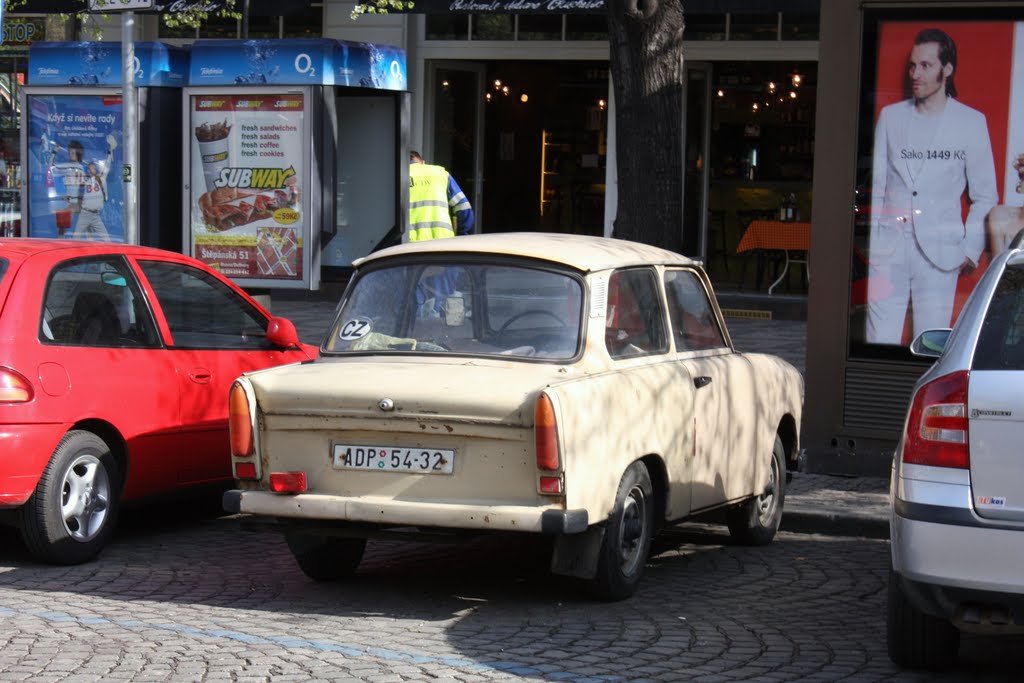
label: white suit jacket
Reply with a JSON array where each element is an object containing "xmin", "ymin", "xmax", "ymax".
[{"xmin": 870, "ymin": 97, "xmax": 998, "ymax": 271}]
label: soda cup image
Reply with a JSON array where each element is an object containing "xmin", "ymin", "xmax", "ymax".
[
  {"xmin": 195, "ymin": 119, "xmax": 232, "ymax": 194},
  {"xmin": 55, "ymin": 208, "xmax": 72, "ymax": 236}
]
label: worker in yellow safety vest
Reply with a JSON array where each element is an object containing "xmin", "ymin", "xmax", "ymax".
[
  {"xmin": 409, "ymin": 151, "xmax": 474, "ymax": 241},
  {"xmin": 409, "ymin": 151, "xmax": 475, "ymax": 317}
]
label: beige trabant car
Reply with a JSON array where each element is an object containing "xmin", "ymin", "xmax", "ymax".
[{"xmin": 224, "ymin": 233, "xmax": 804, "ymax": 600}]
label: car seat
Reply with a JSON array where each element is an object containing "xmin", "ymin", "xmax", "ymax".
[{"xmin": 70, "ymin": 292, "xmax": 123, "ymax": 345}]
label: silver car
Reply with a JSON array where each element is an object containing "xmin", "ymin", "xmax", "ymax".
[{"xmin": 888, "ymin": 235, "xmax": 1024, "ymax": 669}]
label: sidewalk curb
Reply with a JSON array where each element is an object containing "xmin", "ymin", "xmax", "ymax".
[{"xmin": 781, "ymin": 509, "xmax": 889, "ymax": 540}]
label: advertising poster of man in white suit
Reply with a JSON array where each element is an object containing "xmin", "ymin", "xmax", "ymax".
[{"xmin": 866, "ymin": 27, "xmax": 999, "ymax": 345}]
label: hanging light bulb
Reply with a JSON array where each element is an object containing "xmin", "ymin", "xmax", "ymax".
[
  {"xmin": 768, "ymin": 81, "xmax": 776, "ymax": 92},
  {"xmin": 520, "ymin": 92, "xmax": 529, "ymax": 103},
  {"xmin": 494, "ymin": 79, "xmax": 502, "ymax": 89},
  {"xmin": 752, "ymin": 102, "xmax": 759, "ymax": 112},
  {"xmin": 789, "ymin": 91, "xmax": 797, "ymax": 99},
  {"xmin": 792, "ymin": 73, "xmax": 802, "ymax": 87},
  {"xmin": 598, "ymin": 98, "xmax": 607, "ymax": 111},
  {"xmin": 717, "ymin": 89, "xmax": 724, "ymax": 98}
]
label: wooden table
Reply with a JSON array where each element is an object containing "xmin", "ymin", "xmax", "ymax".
[{"xmin": 736, "ymin": 220, "xmax": 811, "ymax": 294}]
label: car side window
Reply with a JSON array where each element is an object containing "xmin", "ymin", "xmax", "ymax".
[
  {"xmin": 139, "ymin": 260, "xmax": 272, "ymax": 350},
  {"xmin": 664, "ymin": 269, "xmax": 726, "ymax": 352},
  {"xmin": 42, "ymin": 256, "xmax": 159, "ymax": 348},
  {"xmin": 974, "ymin": 264, "xmax": 1024, "ymax": 370},
  {"xmin": 604, "ymin": 268, "xmax": 668, "ymax": 359}
]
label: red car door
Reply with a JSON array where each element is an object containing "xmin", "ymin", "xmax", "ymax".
[{"xmin": 135, "ymin": 258, "xmax": 312, "ymax": 483}]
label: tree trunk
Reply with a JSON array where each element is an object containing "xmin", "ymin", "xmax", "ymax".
[{"xmin": 606, "ymin": 0, "xmax": 685, "ymax": 254}]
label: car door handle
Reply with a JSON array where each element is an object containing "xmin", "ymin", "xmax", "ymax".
[
  {"xmin": 694, "ymin": 376, "xmax": 712, "ymax": 389},
  {"xmin": 189, "ymin": 368, "xmax": 212, "ymax": 384}
]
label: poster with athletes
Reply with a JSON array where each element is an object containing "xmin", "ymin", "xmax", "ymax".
[
  {"xmin": 859, "ymin": 20, "xmax": 1014, "ymax": 347},
  {"xmin": 25, "ymin": 93, "xmax": 124, "ymax": 242},
  {"xmin": 188, "ymin": 92, "xmax": 305, "ymax": 282}
]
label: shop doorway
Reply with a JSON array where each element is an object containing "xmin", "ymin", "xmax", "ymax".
[{"xmin": 428, "ymin": 60, "xmax": 610, "ymax": 235}]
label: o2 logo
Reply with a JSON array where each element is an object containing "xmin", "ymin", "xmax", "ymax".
[
  {"xmin": 339, "ymin": 317, "xmax": 372, "ymax": 341},
  {"xmin": 390, "ymin": 60, "xmax": 402, "ymax": 80},
  {"xmin": 132, "ymin": 55, "xmax": 144, "ymax": 81},
  {"xmin": 295, "ymin": 53, "xmax": 316, "ymax": 78}
]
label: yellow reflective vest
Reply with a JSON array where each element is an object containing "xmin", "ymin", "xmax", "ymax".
[{"xmin": 409, "ymin": 163, "xmax": 456, "ymax": 241}]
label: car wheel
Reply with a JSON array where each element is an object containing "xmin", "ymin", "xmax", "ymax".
[
  {"xmin": 726, "ymin": 434, "xmax": 785, "ymax": 545},
  {"xmin": 286, "ymin": 533, "xmax": 366, "ymax": 581},
  {"xmin": 18, "ymin": 430, "xmax": 120, "ymax": 565},
  {"xmin": 887, "ymin": 569, "xmax": 959, "ymax": 670},
  {"xmin": 591, "ymin": 461, "xmax": 655, "ymax": 601}
]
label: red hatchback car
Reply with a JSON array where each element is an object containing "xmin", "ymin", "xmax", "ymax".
[{"xmin": 0, "ymin": 239, "xmax": 317, "ymax": 564}]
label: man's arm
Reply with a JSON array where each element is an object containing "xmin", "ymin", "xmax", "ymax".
[
  {"xmin": 962, "ymin": 112, "xmax": 999, "ymax": 267},
  {"xmin": 447, "ymin": 174, "xmax": 474, "ymax": 235},
  {"xmin": 869, "ymin": 106, "xmax": 890, "ymax": 234}
]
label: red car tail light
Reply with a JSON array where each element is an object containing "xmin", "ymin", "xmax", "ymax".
[
  {"xmin": 269, "ymin": 471, "xmax": 307, "ymax": 493},
  {"xmin": 0, "ymin": 367, "xmax": 33, "ymax": 403},
  {"xmin": 234, "ymin": 462, "xmax": 258, "ymax": 480},
  {"xmin": 539, "ymin": 475, "xmax": 563, "ymax": 494},
  {"xmin": 535, "ymin": 393, "xmax": 560, "ymax": 472},
  {"xmin": 229, "ymin": 382, "xmax": 253, "ymax": 458},
  {"xmin": 902, "ymin": 370, "xmax": 970, "ymax": 469}
]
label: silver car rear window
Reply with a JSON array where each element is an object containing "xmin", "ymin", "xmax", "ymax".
[{"xmin": 974, "ymin": 264, "xmax": 1024, "ymax": 370}]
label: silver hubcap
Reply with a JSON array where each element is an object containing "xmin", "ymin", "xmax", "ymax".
[
  {"xmin": 60, "ymin": 454, "xmax": 111, "ymax": 542},
  {"xmin": 618, "ymin": 485, "xmax": 648, "ymax": 574},
  {"xmin": 756, "ymin": 454, "xmax": 780, "ymax": 526}
]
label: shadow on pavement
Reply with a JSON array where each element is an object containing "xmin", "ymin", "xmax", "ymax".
[{"xmin": 2, "ymin": 510, "xmax": 1023, "ymax": 682}]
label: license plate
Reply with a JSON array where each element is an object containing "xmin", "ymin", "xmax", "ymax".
[{"xmin": 332, "ymin": 444, "xmax": 455, "ymax": 474}]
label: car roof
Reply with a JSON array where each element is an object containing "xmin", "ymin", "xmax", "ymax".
[
  {"xmin": 0, "ymin": 238, "xmax": 193, "ymax": 264},
  {"xmin": 354, "ymin": 233, "xmax": 699, "ymax": 273}
]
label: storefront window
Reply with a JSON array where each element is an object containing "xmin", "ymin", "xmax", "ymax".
[
  {"xmin": 518, "ymin": 15, "xmax": 562, "ymax": 41},
  {"xmin": 685, "ymin": 13, "xmax": 727, "ymax": 41},
  {"xmin": 783, "ymin": 12, "xmax": 820, "ymax": 40},
  {"xmin": 565, "ymin": 15, "xmax": 606, "ymax": 41},
  {"xmin": 474, "ymin": 15, "xmax": 514, "ymax": 41},
  {"xmin": 728, "ymin": 13, "xmax": 778, "ymax": 41},
  {"xmin": 158, "ymin": 4, "xmax": 323, "ymax": 39},
  {"xmin": 851, "ymin": 9, "xmax": 1021, "ymax": 359},
  {"xmin": 427, "ymin": 15, "xmax": 469, "ymax": 40}
]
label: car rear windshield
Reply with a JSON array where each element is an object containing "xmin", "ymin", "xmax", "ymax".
[
  {"xmin": 324, "ymin": 260, "xmax": 584, "ymax": 360},
  {"xmin": 0, "ymin": 258, "xmax": 7, "ymax": 282},
  {"xmin": 974, "ymin": 264, "xmax": 1024, "ymax": 370}
]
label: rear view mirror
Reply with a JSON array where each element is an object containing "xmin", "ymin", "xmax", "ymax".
[
  {"xmin": 910, "ymin": 328, "xmax": 952, "ymax": 358},
  {"xmin": 266, "ymin": 316, "xmax": 301, "ymax": 349},
  {"xmin": 444, "ymin": 296, "xmax": 466, "ymax": 327},
  {"xmin": 101, "ymin": 272, "xmax": 127, "ymax": 287}
]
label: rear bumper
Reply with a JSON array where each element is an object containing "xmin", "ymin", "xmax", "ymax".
[
  {"xmin": 0, "ymin": 423, "xmax": 65, "ymax": 508},
  {"xmin": 223, "ymin": 489, "xmax": 589, "ymax": 534}
]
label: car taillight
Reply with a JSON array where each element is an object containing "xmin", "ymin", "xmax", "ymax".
[
  {"xmin": 269, "ymin": 471, "xmax": 307, "ymax": 493},
  {"xmin": 0, "ymin": 367, "xmax": 33, "ymax": 403},
  {"xmin": 229, "ymin": 382, "xmax": 253, "ymax": 458},
  {"xmin": 535, "ymin": 393, "xmax": 560, "ymax": 472},
  {"xmin": 902, "ymin": 370, "xmax": 969, "ymax": 469}
]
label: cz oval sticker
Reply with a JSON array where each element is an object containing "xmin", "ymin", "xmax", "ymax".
[{"xmin": 339, "ymin": 318, "xmax": 372, "ymax": 340}]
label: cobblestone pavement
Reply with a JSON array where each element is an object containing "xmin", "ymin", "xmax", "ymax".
[{"xmin": 1, "ymin": 512, "xmax": 1021, "ymax": 682}]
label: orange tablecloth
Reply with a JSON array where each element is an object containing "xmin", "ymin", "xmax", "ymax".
[{"xmin": 736, "ymin": 220, "xmax": 811, "ymax": 253}]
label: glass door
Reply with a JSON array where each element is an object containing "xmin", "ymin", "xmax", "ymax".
[
  {"xmin": 684, "ymin": 63, "xmax": 712, "ymax": 265},
  {"xmin": 427, "ymin": 61, "xmax": 485, "ymax": 230}
]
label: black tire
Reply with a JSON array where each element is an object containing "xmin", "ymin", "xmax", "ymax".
[
  {"xmin": 591, "ymin": 461, "xmax": 656, "ymax": 601},
  {"xmin": 286, "ymin": 532, "xmax": 366, "ymax": 582},
  {"xmin": 887, "ymin": 570, "xmax": 960, "ymax": 670},
  {"xmin": 727, "ymin": 434, "xmax": 785, "ymax": 545},
  {"xmin": 18, "ymin": 430, "xmax": 120, "ymax": 565}
]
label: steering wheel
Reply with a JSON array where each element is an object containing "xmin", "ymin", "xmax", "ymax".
[{"xmin": 497, "ymin": 309, "xmax": 566, "ymax": 335}]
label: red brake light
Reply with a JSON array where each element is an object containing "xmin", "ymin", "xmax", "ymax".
[
  {"xmin": 269, "ymin": 471, "xmax": 307, "ymax": 493},
  {"xmin": 539, "ymin": 476, "xmax": 563, "ymax": 494},
  {"xmin": 0, "ymin": 367, "xmax": 33, "ymax": 403},
  {"xmin": 535, "ymin": 393, "xmax": 560, "ymax": 471},
  {"xmin": 229, "ymin": 383, "xmax": 253, "ymax": 458},
  {"xmin": 902, "ymin": 370, "xmax": 969, "ymax": 469},
  {"xmin": 234, "ymin": 462, "xmax": 257, "ymax": 480}
]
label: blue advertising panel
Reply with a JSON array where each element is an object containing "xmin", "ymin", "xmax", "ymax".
[
  {"xmin": 189, "ymin": 39, "xmax": 338, "ymax": 86},
  {"xmin": 335, "ymin": 40, "xmax": 407, "ymax": 91},
  {"xmin": 25, "ymin": 91, "xmax": 124, "ymax": 241},
  {"xmin": 28, "ymin": 41, "xmax": 189, "ymax": 86},
  {"xmin": 187, "ymin": 39, "xmax": 407, "ymax": 91}
]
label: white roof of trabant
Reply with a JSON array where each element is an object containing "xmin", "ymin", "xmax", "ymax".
[{"xmin": 355, "ymin": 233, "xmax": 697, "ymax": 273}]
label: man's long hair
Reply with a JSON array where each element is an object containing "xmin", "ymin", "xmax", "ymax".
[{"xmin": 915, "ymin": 28, "xmax": 957, "ymax": 98}]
